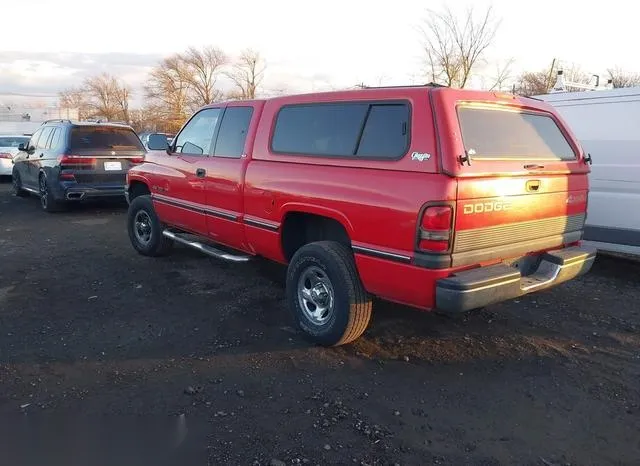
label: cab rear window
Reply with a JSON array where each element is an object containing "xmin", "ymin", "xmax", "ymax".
[
  {"xmin": 457, "ymin": 107, "xmax": 577, "ymax": 161},
  {"xmin": 70, "ymin": 126, "xmax": 144, "ymax": 151}
]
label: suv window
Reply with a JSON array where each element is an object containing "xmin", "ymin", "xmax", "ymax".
[
  {"xmin": 174, "ymin": 108, "xmax": 221, "ymax": 156},
  {"xmin": 213, "ymin": 107, "xmax": 253, "ymax": 157},
  {"xmin": 28, "ymin": 129, "xmax": 43, "ymax": 150},
  {"xmin": 271, "ymin": 101, "xmax": 410, "ymax": 159},
  {"xmin": 47, "ymin": 128, "xmax": 63, "ymax": 151},
  {"xmin": 37, "ymin": 127, "xmax": 54, "ymax": 150},
  {"xmin": 69, "ymin": 126, "xmax": 144, "ymax": 151},
  {"xmin": 457, "ymin": 107, "xmax": 577, "ymax": 161}
]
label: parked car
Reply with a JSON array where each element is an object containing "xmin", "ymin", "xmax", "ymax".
[
  {"xmin": 535, "ymin": 86, "xmax": 640, "ymax": 258},
  {"xmin": 125, "ymin": 85, "xmax": 596, "ymax": 346},
  {"xmin": 0, "ymin": 134, "xmax": 31, "ymax": 177},
  {"xmin": 12, "ymin": 119, "xmax": 145, "ymax": 212}
]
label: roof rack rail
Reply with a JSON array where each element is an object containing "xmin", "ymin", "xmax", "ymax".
[
  {"xmin": 355, "ymin": 82, "xmax": 448, "ymax": 90},
  {"xmin": 41, "ymin": 119, "xmax": 73, "ymax": 125}
]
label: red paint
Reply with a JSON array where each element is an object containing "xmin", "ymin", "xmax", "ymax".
[{"xmin": 128, "ymin": 86, "xmax": 590, "ymax": 311}]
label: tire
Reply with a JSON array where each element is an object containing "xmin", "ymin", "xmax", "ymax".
[
  {"xmin": 127, "ymin": 194, "xmax": 173, "ymax": 256},
  {"xmin": 286, "ymin": 241, "xmax": 372, "ymax": 346},
  {"xmin": 11, "ymin": 170, "xmax": 29, "ymax": 197},
  {"xmin": 39, "ymin": 173, "xmax": 64, "ymax": 212}
]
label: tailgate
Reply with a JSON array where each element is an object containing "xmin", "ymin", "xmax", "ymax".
[
  {"xmin": 453, "ymin": 174, "xmax": 588, "ymax": 267},
  {"xmin": 430, "ymin": 89, "xmax": 591, "ymax": 267}
]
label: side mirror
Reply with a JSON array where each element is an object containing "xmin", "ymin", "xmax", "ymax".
[
  {"xmin": 18, "ymin": 143, "xmax": 26, "ymax": 151},
  {"xmin": 147, "ymin": 133, "xmax": 169, "ymax": 151}
]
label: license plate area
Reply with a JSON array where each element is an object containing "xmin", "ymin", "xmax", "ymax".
[{"xmin": 104, "ymin": 161, "xmax": 122, "ymax": 171}]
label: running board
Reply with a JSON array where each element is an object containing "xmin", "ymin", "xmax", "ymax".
[{"xmin": 162, "ymin": 230, "xmax": 251, "ymax": 263}]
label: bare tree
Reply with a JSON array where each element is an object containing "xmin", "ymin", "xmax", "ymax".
[
  {"xmin": 421, "ymin": 5, "xmax": 500, "ymax": 88},
  {"xmin": 59, "ymin": 74, "xmax": 131, "ymax": 121},
  {"xmin": 84, "ymin": 73, "xmax": 132, "ymax": 121},
  {"xmin": 225, "ymin": 49, "xmax": 266, "ymax": 99},
  {"xmin": 181, "ymin": 46, "xmax": 229, "ymax": 109},
  {"xmin": 59, "ymin": 87, "xmax": 90, "ymax": 120},
  {"xmin": 145, "ymin": 55, "xmax": 192, "ymax": 133},
  {"xmin": 607, "ymin": 67, "xmax": 640, "ymax": 88},
  {"xmin": 144, "ymin": 45, "xmax": 229, "ymax": 132}
]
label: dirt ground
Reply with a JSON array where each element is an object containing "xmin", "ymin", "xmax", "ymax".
[{"xmin": 0, "ymin": 179, "xmax": 639, "ymax": 466}]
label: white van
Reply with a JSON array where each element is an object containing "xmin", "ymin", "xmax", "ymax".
[{"xmin": 535, "ymin": 87, "xmax": 640, "ymax": 257}]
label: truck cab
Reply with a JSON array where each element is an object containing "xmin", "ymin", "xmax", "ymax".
[{"xmin": 125, "ymin": 85, "xmax": 596, "ymax": 346}]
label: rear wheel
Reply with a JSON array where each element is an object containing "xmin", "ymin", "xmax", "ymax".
[
  {"xmin": 286, "ymin": 241, "xmax": 372, "ymax": 346},
  {"xmin": 127, "ymin": 195, "xmax": 173, "ymax": 256},
  {"xmin": 39, "ymin": 173, "xmax": 64, "ymax": 212},
  {"xmin": 11, "ymin": 170, "xmax": 28, "ymax": 197}
]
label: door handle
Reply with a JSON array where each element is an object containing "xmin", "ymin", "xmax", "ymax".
[{"xmin": 196, "ymin": 168, "xmax": 206, "ymax": 178}]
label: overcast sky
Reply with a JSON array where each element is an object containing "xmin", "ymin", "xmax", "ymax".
[{"xmin": 2, "ymin": 0, "xmax": 638, "ymax": 105}]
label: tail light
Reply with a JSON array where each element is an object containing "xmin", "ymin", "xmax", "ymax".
[
  {"xmin": 128, "ymin": 156, "xmax": 145, "ymax": 164},
  {"xmin": 418, "ymin": 205, "xmax": 453, "ymax": 252},
  {"xmin": 0, "ymin": 152, "xmax": 13, "ymax": 159},
  {"xmin": 57, "ymin": 155, "xmax": 97, "ymax": 166}
]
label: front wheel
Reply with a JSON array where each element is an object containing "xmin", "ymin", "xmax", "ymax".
[
  {"xmin": 286, "ymin": 241, "xmax": 372, "ymax": 346},
  {"xmin": 127, "ymin": 195, "xmax": 173, "ymax": 256}
]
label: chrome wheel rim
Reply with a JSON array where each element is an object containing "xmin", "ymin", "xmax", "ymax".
[
  {"xmin": 134, "ymin": 210, "xmax": 153, "ymax": 245},
  {"xmin": 297, "ymin": 265, "xmax": 335, "ymax": 325},
  {"xmin": 39, "ymin": 176, "xmax": 47, "ymax": 209}
]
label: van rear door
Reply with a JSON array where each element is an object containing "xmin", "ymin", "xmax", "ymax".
[{"xmin": 431, "ymin": 89, "xmax": 590, "ymax": 267}]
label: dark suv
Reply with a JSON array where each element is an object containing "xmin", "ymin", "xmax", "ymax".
[{"xmin": 12, "ymin": 119, "xmax": 146, "ymax": 212}]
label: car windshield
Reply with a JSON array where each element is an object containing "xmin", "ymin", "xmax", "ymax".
[
  {"xmin": 0, "ymin": 136, "xmax": 30, "ymax": 147},
  {"xmin": 69, "ymin": 126, "xmax": 145, "ymax": 151}
]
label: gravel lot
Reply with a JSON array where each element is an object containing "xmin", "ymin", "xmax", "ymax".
[{"xmin": 1, "ymin": 179, "xmax": 639, "ymax": 466}]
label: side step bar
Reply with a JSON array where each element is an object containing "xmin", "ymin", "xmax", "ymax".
[{"xmin": 162, "ymin": 230, "xmax": 251, "ymax": 263}]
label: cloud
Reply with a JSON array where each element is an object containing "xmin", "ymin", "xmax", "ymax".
[{"xmin": 0, "ymin": 51, "xmax": 163, "ymax": 98}]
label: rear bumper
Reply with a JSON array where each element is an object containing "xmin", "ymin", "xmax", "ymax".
[
  {"xmin": 63, "ymin": 186, "xmax": 126, "ymax": 200},
  {"xmin": 435, "ymin": 245, "xmax": 597, "ymax": 313}
]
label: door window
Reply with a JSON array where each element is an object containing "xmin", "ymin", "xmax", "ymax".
[
  {"xmin": 27, "ymin": 129, "xmax": 43, "ymax": 151},
  {"xmin": 173, "ymin": 108, "xmax": 221, "ymax": 156},
  {"xmin": 37, "ymin": 127, "xmax": 54, "ymax": 150}
]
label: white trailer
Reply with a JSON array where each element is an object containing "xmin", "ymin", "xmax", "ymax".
[{"xmin": 535, "ymin": 86, "xmax": 640, "ymax": 257}]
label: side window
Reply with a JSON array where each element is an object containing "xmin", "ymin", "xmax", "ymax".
[
  {"xmin": 356, "ymin": 104, "xmax": 409, "ymax": 158},
  {"xmin": 37, "ymin": 127, "xmax": 54, "ymax": 150},
  {"xmin": 28, "ymin": 129, "xmax": 43, "ymax": 150},
  {"xmin": 213, "ymin": 107, "xmax": 254, "ymax": 158},
  {"xmin": 270, "ymin": 101, "xmax": 410, "ymax": 159},
  {"xmin": 271, "ymin": 103, "xmax": 368, "ymax": 156},
  {"xmin": 46, "ymin": 128, "xmax": 62, "ymax": 150},
  {"xmin": 173, "ymin": 108, "xmax": 221, "ymax": 156}
]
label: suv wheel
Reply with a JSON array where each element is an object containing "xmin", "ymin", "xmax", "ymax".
[
  {"xmin": 12, "ymin": 171, "xmax": 28, "ymax": 197},
  {"xmin": 286, "ymin": 241, "xmax": 372, "ymax": 346},
  {"xmin": 127, "ymin": 195, "xmax": 173, "ymax": 256},
  {"xmin": 39, "ymin": 173, "xmax": 64, "ymax": 212}
]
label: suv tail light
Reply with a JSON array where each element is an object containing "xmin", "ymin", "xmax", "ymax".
[
  {"xmin": 0, "ymin": 152, "xmax": 13, "ymax": 159},
  {"xmin": 58, "ymin": 155, "xmax": 97, "ymax": 166},
  {"xmin": 418, "ymin": 205, "xmax": 453, "ymax": 252}
]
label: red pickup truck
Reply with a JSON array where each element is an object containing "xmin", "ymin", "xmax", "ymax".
[{"xmin": 125, "ymin": 85, "xmax": 596, "ymax": 346}]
